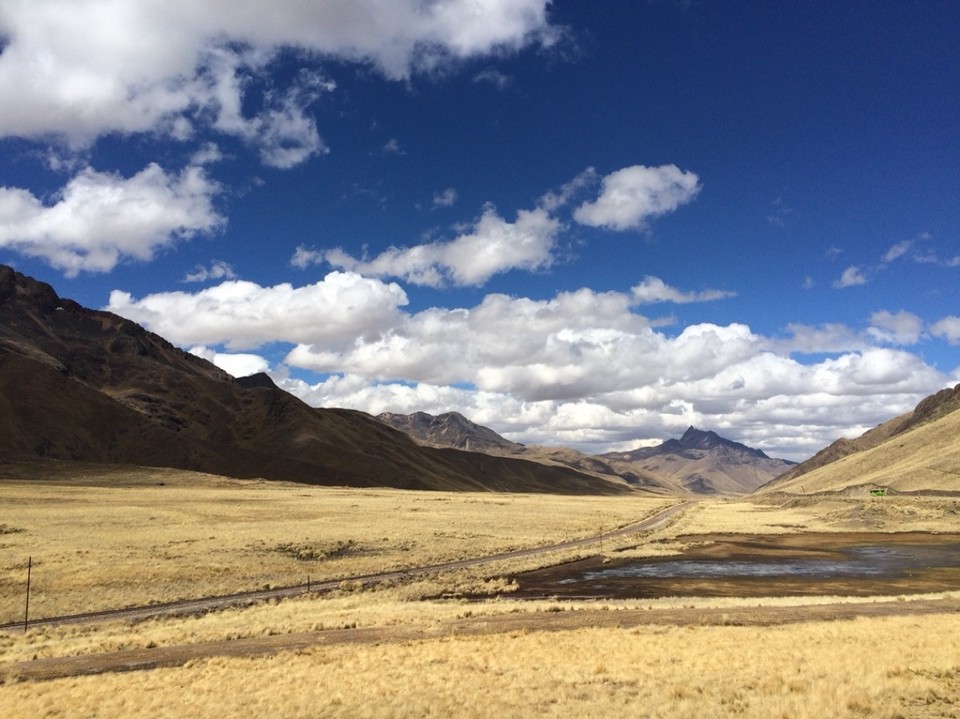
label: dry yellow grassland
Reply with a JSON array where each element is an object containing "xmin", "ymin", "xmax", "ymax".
[
  {"xmin": 3, "ymin": 585, "xmax": 958, "ymax": 668},
  {"xmin": 666, "ymin": 496, "xmax": 960, "ymax": 536},
  {"xmin": 0, "ymin": 473, "xmax": 674, "ymax": 622},
  {"xmin": 3, "ymin": 471, "xmax": 959, "ymax": 718},
  {"xmin": 2, "ymin": 612, "xmax": 958, "ymax": 719},
  {"xmin": 8, "ymin": 473, "xmax": 946, "ymax": 626}
]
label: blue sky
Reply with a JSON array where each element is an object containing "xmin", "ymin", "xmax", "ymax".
[{"xmin": 1, "ymin": 1, "xmax": 958, "ymax": 460}]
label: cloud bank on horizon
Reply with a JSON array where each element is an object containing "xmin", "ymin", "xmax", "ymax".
[{"xmin": 1, "ymin": 0, "xmax": 958, "ymax": 460}]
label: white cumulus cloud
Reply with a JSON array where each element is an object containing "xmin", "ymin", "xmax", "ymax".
[
  {"xmin": 432, "ymin": 187, "xmax": 458, "ymax": 208},
  {"xmin": 0, "ymin": 0, "xmax": 555, "ymax": 150},
  {"xmin": 296, "ymin": 164, "xmax": 707, "ymax": 289},
  {"xmin": 183, "ymin": 260, "xmax": 237, "ymax": 283},
  {"xmin": 773, "ymin": 323, "xmax": 870, "ymax": 355},
  {"xmin": 107, "ymin": 272, "xmax": 954, "ymax": 461},
  {"xmin": 312, "ymin": 205, "xmax": 561, "ymax": 287},
  {"xmin": 189, "ymin": 345, "xmax": 269, "ymax": 378},
  {"xmin": 882, "ymin": 238, "xmax": 914, "ymax": 263},
  {"xmin": 107, "ymin": 272, "xmax": 408, "ymax": 351},
  {"xmin": 573, "ymin": 164, "xmax": 701, "ymax": 231},
  {"xmin": 867, "ymin": 310, "xmax": 925, "ymax": 346},
  {"xmin": 834, "ymin": 265, "xmax": 868, "ymax": 288},
  {"xmin": 931, "ymin": 316, "xmax": 960, "ymax": 345},
  {"xmin": 0, "ymin": 163, "xmax": 223, "ymax": 276},
  {"xmin": 631, "ymin": 276, "xmax": 735, "ymax": 304}
]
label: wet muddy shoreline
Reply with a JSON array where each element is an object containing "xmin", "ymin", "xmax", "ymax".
[{"xmin": 512, "ymin": 532, "xmax": 960, "ymax": 600}]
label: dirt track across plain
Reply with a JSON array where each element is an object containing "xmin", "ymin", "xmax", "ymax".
[
  {"xmin": 1, "ymin": 501, "xmax": 692, "ymax": 632},
  {"xmin": 6, "ymin": 595, "xmax": 959, "ymax": 683},
  {"xmin": 5, "ymin": 498, "xmax": 960, "ymax": 683}
]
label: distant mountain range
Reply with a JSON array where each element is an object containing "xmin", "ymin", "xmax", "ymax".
[
  {"xmin": 0, "ymin": 265, "xmax": 626, "ymax": 495},
  {"xmin": 379, "ymin": 412, "xmax": 794, "ymax": 495},
  {"xmin": 378, "ymin": 390, "xmax": 960, "ymax": 496},
  {"xmin": 377, "ymin": 410, "xmax": 679, "ymax": 494},
  {"xmin": 4, "ymin": 263, "xmax": 957, "ymax": 497}
]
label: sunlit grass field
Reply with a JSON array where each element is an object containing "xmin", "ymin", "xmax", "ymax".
[
  {"xmin": 5, "ymin": 613, "xmax": 958, "ymax": 719},
  {"xmin": 0, "ymin": 467, "xmax": 675, "ymax": 623},
  {"xmin": 2, "ymin": 466, "xmax": 958, "ymax": 717}
]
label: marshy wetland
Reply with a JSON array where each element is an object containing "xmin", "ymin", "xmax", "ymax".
[{"xmin": 514, "ymin": 532, "xmax": 960, "ymax": 600}]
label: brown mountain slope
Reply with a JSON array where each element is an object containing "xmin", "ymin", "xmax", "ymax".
[
  {"xmin": 378, "ymin": 411, "xmax": 525, "ymax": 453},
  {"xmin": 756, "ymin": 399, "xmax": 960, "ymax": 495},
  {"xmin": 511, "ymin": 445, "xmax": 687, "ymax": 496},
  {"xmin": 771, "ymin": 382, "xmax": 960, "ymax": 486},
  {"xmin": 0, "ymin": 265, "xmax": 626, "ymax": 495},
  {"xmin": 602, "ymin": 427, "xmax": 795, "ymax": 495}
]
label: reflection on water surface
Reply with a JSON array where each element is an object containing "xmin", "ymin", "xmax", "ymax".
[
  {"xmin": 574, "ymin": 545, "xmax": 960, "ymax": 582},
  {"xmin": 515, "ymin": 535, "xmax": 960, "ymax": 599}
]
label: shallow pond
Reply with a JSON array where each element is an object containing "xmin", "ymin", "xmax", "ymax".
[
  {"xmin": 575, "ymin": 544, "xmax": 960, "ymax": 581},
  {"xmin": 513, "ymin": 533, "xmax": 960, "ymax": 599}
]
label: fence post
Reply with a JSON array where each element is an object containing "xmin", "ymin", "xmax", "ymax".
[{"xmin": 23, "ymin": 556, "xmax": 31, "ymax": 633}]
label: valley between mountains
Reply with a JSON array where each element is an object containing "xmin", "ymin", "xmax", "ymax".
[
  {"xmin": 4, "ymin": 262, "xmax": 957, "ymax": 498},
  {"xmin": 379, "ymin": 411, "xmax": 796, "ymax": 495},
  {"xmin": 2, "ymin": 264, "xmax": 960, "ymax": 718}
]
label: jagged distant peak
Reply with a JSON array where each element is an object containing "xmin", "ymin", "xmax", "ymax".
[
  {"xmin": 598, "ymin": 425, "xmax": 793, "ymax": 495},
  {"xmin": 679, "ymin": 426, "xmax": 722, "ymax": 445},
  {"xmin": 674, "ymin": 426, "xmax": 769, "ymax": 458}
]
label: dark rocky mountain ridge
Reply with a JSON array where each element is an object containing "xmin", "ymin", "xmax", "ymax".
[
  {"xmin": 0, "ymin": 265, "xmax": 626, "ymax": 495},
  {"xmin": 615, "ymin": 426, "xmax": 773, "ymax": 461}
]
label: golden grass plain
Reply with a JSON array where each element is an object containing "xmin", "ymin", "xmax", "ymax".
[
  {"xmin": 2, "ymin": 466, "xmax": 959, "ymax": 717},
  {"xmin": 4, "ymin": 610, "xmax": 959, "ymax": 719},
  {"xmin": 0, "ymin": 467, "xmax": 674, "ymax": 623}
]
